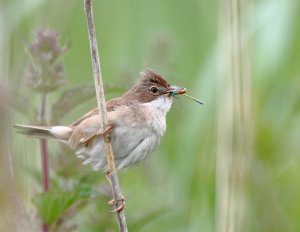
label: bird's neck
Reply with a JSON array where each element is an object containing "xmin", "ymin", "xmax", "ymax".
[
  {"xmin": 138, "ymin": 97, "xmax": 171, "ymax": 136},
  {"xmin": 142, "ymin": 96, "xmax": 173, "ymax": 115}
]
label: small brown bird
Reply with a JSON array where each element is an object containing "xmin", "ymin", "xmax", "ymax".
[{"xmin": 15, "ymin": 69, "xmax": 189, "ymax": 172}]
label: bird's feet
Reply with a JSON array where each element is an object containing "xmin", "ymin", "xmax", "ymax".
[
  {"xmin": 108, "ymin": 196, "xmax": 126, "ymax": 213},
  {"xmin": 80, "ymin": 125, "xmax": 113, "ymax": 145}
]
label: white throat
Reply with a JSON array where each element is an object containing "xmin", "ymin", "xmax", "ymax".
[{"xmin": 142, "ymin": 96, "xmax": 173, "ymax": 115}]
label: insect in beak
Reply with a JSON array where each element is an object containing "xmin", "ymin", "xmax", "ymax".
[{"xmin": 166, "ymin": 86, "xmax": 204, "ymax": 105}]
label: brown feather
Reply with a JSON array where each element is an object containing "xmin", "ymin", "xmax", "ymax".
[
  {"xmin": 68, "ymin": 69, "xmax": 171, "ymax": 150},
  {"xmin": 70, "ymin": 97, "xmax": 126, "ymax": 127},
  {"xmin": 14, "ymin": 124, "xmax": 53, "ymax": 139}
]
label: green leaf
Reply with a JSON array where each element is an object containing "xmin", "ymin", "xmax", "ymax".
[
  {"xmin": 50, "ymin": 85, "xmax": 95, "ymax": 124},
  {"xmin": 50, "ymin": 84, "xmax": 122, "ymax": 124},
  {"xmin": 32, "ymin": 189, "xmax": 90, "ymax": 225}
]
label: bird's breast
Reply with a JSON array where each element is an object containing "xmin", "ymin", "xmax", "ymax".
[
  {"xmin": 73, "ymin": 102, "xmax": 169, "ymax": 172},
  {"xmin": 144, "ymin": 108, "xmax": 167, "ymax": 137}
]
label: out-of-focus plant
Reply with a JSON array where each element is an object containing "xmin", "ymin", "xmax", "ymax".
[
  {"xmin": 19, "ymin": 28, "xmax": 133, "ymax": 232},
  {"xmin": 20, "ymin": 29, "xmax": 103, "ymax": 232},
  {"xmin": 24, "ymin": 30, "xmax": 69, "ymax": 232},
  {"xmin": 24, "ymin": 30, "xmax": 68, "ymax": 93}
]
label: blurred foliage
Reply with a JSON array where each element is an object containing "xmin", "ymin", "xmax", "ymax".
[
  {"xmin": 32, "ymin": 188, "xmax": 89, "ymax": 225},
  {"xmin": 24, "ymin": 29, "xmax": 68, "ymax": 92},
  {"xmin": 0, "ymin": 0, "xmax": 300, "ymax": 232}
]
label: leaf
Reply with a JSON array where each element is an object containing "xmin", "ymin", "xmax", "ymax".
[
  {"xmin": 50, "ymin": 84, "xmax": 123, "ymax": 124},
  {"xmin": 50, "ymin": 85, "xmax": 95, "ymax": 124},
  {"xmin": 32, "ymin": 188, "xmax": 91, "ymax": 225}
]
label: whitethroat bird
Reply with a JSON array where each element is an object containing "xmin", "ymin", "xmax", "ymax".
[{"xmin": 15, "ymin": 69, "xmax": 203, "ymax": 173}]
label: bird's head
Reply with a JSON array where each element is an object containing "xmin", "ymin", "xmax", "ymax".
[{"xmin": 124, "ymin": 69, "xmax": 186, "ymax": 104}]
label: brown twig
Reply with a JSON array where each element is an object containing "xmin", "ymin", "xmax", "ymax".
[{"xmin": 84, "ymin": 1, "xmax": 128, "ymax": 231}]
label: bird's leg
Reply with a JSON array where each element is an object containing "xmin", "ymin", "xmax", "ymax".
[
  {"xmin": 105, "ymin": 172, "xmax": 126, "ymax": 213},
  {"xmin": 80, "ymin": 125, "xmax": 113, "ymax": 145},
  {"xmin": 105, "ymin": 171, "xmax": 112, "ymax": 185},
  {"xmin": 108, "ymin": 195, "xmax": 126, "ymax": 213}
]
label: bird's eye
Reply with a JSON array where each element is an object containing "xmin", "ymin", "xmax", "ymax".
[{"xmin": 149, "ymin": 86, "xmax": 159, "ymax": 94}]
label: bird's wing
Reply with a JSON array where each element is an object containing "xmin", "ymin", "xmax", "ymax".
[
  {"xmin": 70, "ymin": 108, "xmax": 99, "ymax": 126},
  {"xmin": 69, "ymin": 97, "xmax": 128, "ymax": 149},
  {"xmin": 69, "ymin": 113, "xmax": 115, "ymax": 150},
  {"xmin": 70, "ymin": 97, "xmax": 126, "ymax": 127}
]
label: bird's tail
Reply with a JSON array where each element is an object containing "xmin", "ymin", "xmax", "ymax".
[{"xmin": 14, "ymin": 124, "xmax": 72, "ymax": 141}]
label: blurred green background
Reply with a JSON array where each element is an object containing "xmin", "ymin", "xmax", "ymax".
[{"xmin": 1, "ymin": 0, "xmax": 300, "ymax": 231}]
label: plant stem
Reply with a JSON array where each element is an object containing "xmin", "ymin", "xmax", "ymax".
[
  {"xmin": 84, "ymin": 1, "xmax": 128, "ymax": 231},
  {"xmin": 40, "ymin": 138, "xmax": 49, "ymax": 192},
  {"xmin": 216, "ymin": 0, "xmax": 252, "ymax": 231},
  {"xmin": 39, "ymin": 93, "xmax": 49, "ymax": 232}
]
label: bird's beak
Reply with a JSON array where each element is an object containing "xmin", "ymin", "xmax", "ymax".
[
  {"xmin": 165, "ymin": 86, "xmax": 187, "ymax": 96},
  {"xmin": 166, "ymin": 85, "xmax": 204, "ymax": 105}
]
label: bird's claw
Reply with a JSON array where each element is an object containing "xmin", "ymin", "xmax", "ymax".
[
  {"xmin": 80, "ymin": 125, "xmax": 113, "ymax": 145},
  {"xmin": 108, "ymin": 196, "xmax": 126, "ymax": 213}
]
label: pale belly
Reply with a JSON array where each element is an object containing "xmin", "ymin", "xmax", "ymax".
[
  {"xmin": 75, "ymin": 103, "xmax": 168, "ymax": 172},
  {"xmin": 76, "ymin": 117, "xmax": 165, "ymax": 172}
]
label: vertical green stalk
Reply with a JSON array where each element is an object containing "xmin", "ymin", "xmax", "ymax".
[{"xmin": 216, "ymin": 0, "xmax": 252, "ymax": 231}]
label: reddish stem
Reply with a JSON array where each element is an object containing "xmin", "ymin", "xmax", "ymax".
[
  {"xmin": 40, "ymin": 139, "xmax": 49, "ymax": 192},
  {"xmin": 42, "ymin": 223, "xmax": 49, "ymax": 232},
  {"xmin": 39, "ymin": 94, "xmax": 49, "ymax": 232}
]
